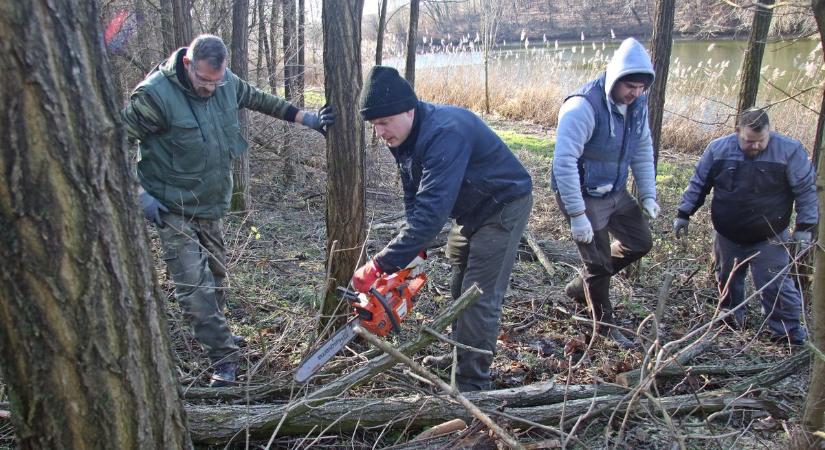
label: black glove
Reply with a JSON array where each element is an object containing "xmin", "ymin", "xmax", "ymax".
[
  {"xmin": 302, "ymin": 104, "xmax": 335, "ymax": 135},
  {"xmin": 139, "ymin": 191, "xmax": 168, "ymax": 227}
]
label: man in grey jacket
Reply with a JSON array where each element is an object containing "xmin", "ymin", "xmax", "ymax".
[
  {"xmin": 552, "ymin": 38, "xmax": 659, "ymax": 348},
  {"xmin": 673, "ymin": 108, "xmax": 816, "ymax": 345}
]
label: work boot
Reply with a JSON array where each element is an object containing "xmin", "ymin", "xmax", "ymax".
[
  {"xmin": 209, "ymin": 362, "xmax": 238, "ymax": 387},
  {"xmin": 599, "ymin": 326, "xmax": 636, "ymax": 350},
  {"xmin": 564, "ymin": 277, "xmax": 586, "ymax": 305},
  {"xmin": 422, "ymin": 353, "xmax": 453, "ymax": 370}
]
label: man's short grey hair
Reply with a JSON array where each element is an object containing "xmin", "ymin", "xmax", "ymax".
[
  {"xmin": 186, "ymin": 34, "xmax": 228, "ymax": 69},
  {"xmin": 737, "ymin": 107, "xmax": 770, "ymax": 132}
]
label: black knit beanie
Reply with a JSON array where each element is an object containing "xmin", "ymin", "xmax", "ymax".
[
  {"xmin": 618, "ymin": 72, "xmax": 654, "ymax": 88},
  {"xmin": 359, "ymin": 66, "xmax": 418, "ymax": 120}
]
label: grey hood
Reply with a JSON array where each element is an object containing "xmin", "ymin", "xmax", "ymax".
[{"xmin": 604, "ymin": 37, "xmax": 655, "ymax": 98}]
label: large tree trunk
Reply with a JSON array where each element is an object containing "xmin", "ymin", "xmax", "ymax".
[
  {"xmin": 375, "ymin": 0, "xmax": 388, "ymax": 65},
  {"xmin": 647, "ymin": 0, "xmax": 675, "ymax": 168},
  {"xmin": 321, "ymin": 0, "xmax": 366, "ymax": 331},
  {"xmin": 404, "ymin": 0, "xmax": 420, "ymax": 86},
  {"xmin": 230, "ymin": 0, "xmax": 251, "ymax": 211},
  {"xmin": 736, "ymin": 0, "xmax": 774, "ymax": 114},
  {"xmin": 804, "ymin": 2, "xmax": 825, "ymax": 435},
  {"xmin": 0, "ymin": 2, "xmax": 191, "ymax": 448}
]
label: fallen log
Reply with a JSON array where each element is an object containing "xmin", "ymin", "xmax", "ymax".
[
  {"xmin": 187, "ymin": 284, "xmax": 483, "ymax": 443},
  {"xmin": 616, "ymin": 338, "xmax": 714, "ymax": 387},
  {"xmin": 726, "ymin": 348, "xmax": 809, "ymax": 392},
  {"xmin": 185, "ymin": 390, "xmax": 764, "ymax": 436},
  {"xmin": 185, "ymin": 348, "xmax": 806, "ymax": 442},
  {"xmin": 185, "ymin": 380, "xmax": 626, "ymax": 441}
]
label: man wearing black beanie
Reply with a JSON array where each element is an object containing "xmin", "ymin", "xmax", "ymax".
[
  {"xmin": 551, "ymin": 38, "xmax": 658, "ymax": 349},
  {"xmin": 351, "ymin": 66, "xmax": 533, "ymax": 392}
]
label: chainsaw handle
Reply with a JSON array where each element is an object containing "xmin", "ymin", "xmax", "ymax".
[{"xmin": 369, "ymin": 287, "xmax": 402, "ymax": 334}]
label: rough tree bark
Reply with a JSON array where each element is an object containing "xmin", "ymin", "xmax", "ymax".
[
  {"xmin": 230, "ymin": 0, "xmax": 251, "ymax": 211},
  {"xmin": 320, "ymin": 0, "xmax": 366, "ymax": 331},
  {"xmin": 736, "ymin": 0, "xmax": 774, "ymax": 115},
  {"xmin": 647, "ymin": 0, "xmax": 675, "ymax": 168},
  {"xmin": 0, "ymin": 2, "xmax": 191, "ymax": 448},
  {"xmin": 404, "ymin": 0, "xmax": 420, "ymax": 86}
]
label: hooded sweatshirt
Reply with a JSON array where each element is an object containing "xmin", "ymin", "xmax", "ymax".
[{"xmin": 551, "ymin": 37, "xmax": 656, "ymax": 216}]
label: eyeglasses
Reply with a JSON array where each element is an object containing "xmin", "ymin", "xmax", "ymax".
[{"xmin": 189, "ymin": 65, "xmax": 228, "ymax": 88}]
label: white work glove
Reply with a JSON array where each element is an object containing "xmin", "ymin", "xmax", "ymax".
[
  {"xmin": 673, "ymin": 217, "xmax": 690, "ymax": 238},
  {"xmin": 641, "ymin": 198, "xmax": 660, "ymax": 221},
  {"xmin": 570, "ymin": 214, "xmax": 593, "ymax": 244}
]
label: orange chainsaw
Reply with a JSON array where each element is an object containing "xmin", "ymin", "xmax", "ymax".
[{"xmin": 293, "ymin": 262, "xmax": 427, "ymax": 383}]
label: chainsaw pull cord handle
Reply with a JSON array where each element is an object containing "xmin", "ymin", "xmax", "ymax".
[{"xmin": 369, "ymin": 287, "xmax": 402, "ymax": 334}]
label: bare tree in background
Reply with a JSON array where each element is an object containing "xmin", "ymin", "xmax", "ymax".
[
  {"xmin": 647, "ymin": 0, "xmax": 676, "ymax": 169},
  {"xmin": 479, "ymin": 0, "xmax": 505, "ymax": 114},
  {"xmin": 404, "ymin": 0, "xmax": 421, "ymax": 86},
  {"xmin": 375, "ymin": 0, "xmax": 389, "ymax": 64},
  {"xmin": 0, "ymin": 2, "xmax": 191, "ymax": 447},
  {"xmin": 270, "ymin": 0, "xmax": 282, "ymax": 93},
  {"xmin": 283, "ymin": 0, "xmax": 300, "ymax": 185},
  {"xmin": 160, "ymin": 0, "xmax": 193, "ymax": 55},
  {"xmin": 736, "ymin": 0, "xmax": 775, "ymax": 114},
  {"xmin": 231, "ymin": 0, "xmax": 251, "ymax": 211},
  {"xmin": 297, "ymin": 0, "xmax": 306, "ymax": 106},
  {"xmin": 321, "ymin": 0, "xmax": 366, "ymax": 331},
  {"xmin": 284, "ymin": 0, "xmax": 300, "ymax": 103}
]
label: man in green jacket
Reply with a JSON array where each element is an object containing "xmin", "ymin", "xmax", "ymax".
[{"xmin": 121, "ymin": 34, "xmax": 334, "ymax": 386}]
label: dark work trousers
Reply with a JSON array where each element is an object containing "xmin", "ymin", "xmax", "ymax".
[
  {"xmin": 558, "ymin": 189, "xmax": 652, "ymax": 326},
  {"xmin": 445, "ymin": 193, "xmax": 532, "ymax": 391},
  {"xmin": 158, "ymin": 212, "xmax": 238, "ymax": 364},
  {"xmin": 714, "ymin": 231, "xmax": 807, "ymax": 341}
]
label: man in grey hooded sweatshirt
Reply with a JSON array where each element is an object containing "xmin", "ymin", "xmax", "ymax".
[{"xmin": 551, "ymin": 37, "xmax": 658, "ymax": 348}]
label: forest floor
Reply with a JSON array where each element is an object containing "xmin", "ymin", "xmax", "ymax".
[{"xmin": 0, "ymin": 112, "xmax": 812, "ymax": 449}]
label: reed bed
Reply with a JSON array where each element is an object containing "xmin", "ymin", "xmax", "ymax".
[{"xmin": 411, "ymin": 38, "xmax": 824, "ymax": 154}]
